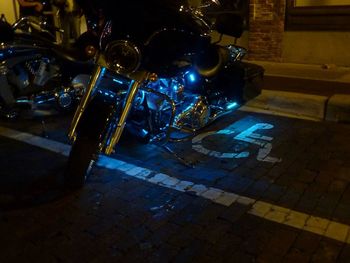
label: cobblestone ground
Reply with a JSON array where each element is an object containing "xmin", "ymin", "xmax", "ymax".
[{"xmin": 0, "ymin": 110, "xmax": 350, "ymax": 263}]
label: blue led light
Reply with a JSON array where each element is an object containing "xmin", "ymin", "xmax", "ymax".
[
  {"xmin": 226, "ymin": 102, "xmax": 238, "ymax": 110},
  {"xmin": 113, "ymin": 78, "xmax": 124, "ymax": 84},
  {"xmin": 188, "ymin": 73, "xmax": 196, "ymax": 82},
  {"xmin": 185, "ymin": 70, "xmax": 198, "ymax": 83}
]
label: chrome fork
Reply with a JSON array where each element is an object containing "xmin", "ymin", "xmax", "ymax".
[{"xmin": 68, "ymin": 65, "xmax": 104, "ymax": 140}]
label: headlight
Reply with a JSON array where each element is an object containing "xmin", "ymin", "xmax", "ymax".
[{"xmin": 104, "ymin": 40, "xmax": 141, "ymax": 75}]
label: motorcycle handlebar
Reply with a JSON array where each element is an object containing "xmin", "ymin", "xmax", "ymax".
[{"xmin": 12, "ymin": 16, "xmax": 64, "ymax": 34}]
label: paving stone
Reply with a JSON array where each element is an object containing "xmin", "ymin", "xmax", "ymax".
[
  {"xmin": 337, "ymin": 245, "xmax": 350, "ymax": 263},
  {"xmin": 260, "ymin": 184, "xmax": 287, "ymax": 204},
  {"xmin": 314, "ymin": 195, "xmax": 341, "ymax": 219},
  {"xmin": 150, "ymin": 244, "xmax": 181, "ymax": 263},
  {"xmin": 333, "ymin": 203, "xmax": 350, "ymax": 225},
  {"xmin": 227, "ymin": 176, "xmax": 254, "ymax": 195},
  {"xmin": 294, "ymin": 191, "xmax": 321, "ymax": 214},
  {"xmin": 311, "ymin": 239, "xmax": 343, "ymax": 262},
  {"xmin": 243, "ymin": 179, "xmax": 271, "ymax": 200},
  {"xmin": 262, "ymin": 227, "xmax": 299, "ymax": 257},
  {"xmin": 195, "ymin": 203, "xmax": 225, "ymax": 227},
  {"xmin": 218, "ymin": 202, "xmax": 251, "ymax": 224},
  {"xmin": 334, "ymin": 166, "xmax": 350, "ymax": 182},
  {"xmin": 292, "ymin": 231, "xmax": 322, "ymax": 256},
  {"xmin": 278, "ymin": 188, "xmax": 302, "ymax": 209},
  {"xmin": 282, "ymin": 248, "xmax": 311, "ymax": 263},
  {"xmin": 297, "ymin": 169, "xmax": 318, "ymax": 184},
  {"xmin": 256, "ymin": 251, "xmax": 284, "ymax": 263},
  {"xmin": 2, "ymin": 110, "xmax": 350, "ymax": 262}
]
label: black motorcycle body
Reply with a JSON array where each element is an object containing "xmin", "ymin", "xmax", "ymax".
[
  {"xmin": 65, "ymin": 0, "xmax": 264, "ymax": 188},
  {"xmin": 0, "ymin": 17, "xmax": 98, "ymax": 117}
]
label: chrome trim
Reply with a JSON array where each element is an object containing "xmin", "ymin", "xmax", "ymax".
[
  {"xmin": 140, "ymin": 86, "xmax": 177, "ymax": 145},
  {"xmin": 12, "ymin": 17, "xmax": 31, "ymax": 30},
  {"xmin": 105, "ymin": 78, "xmax": 144, "ymax": 154}
]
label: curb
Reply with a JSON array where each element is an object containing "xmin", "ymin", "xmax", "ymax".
[
  {"xmin": 240, "ymin": 90, "xmax": 350, "ymax": 123},
  {"xmin": 326, "ymin": 94, "xmax": 350, "ymax": 123}
]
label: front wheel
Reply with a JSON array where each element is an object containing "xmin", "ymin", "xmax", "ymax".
[{"xmin": 64, "ymin": 136, "xmax": 99, "ymax": 189}]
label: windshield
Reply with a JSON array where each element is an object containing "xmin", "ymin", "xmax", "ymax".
[{"xmin": 77, "ymin": 0, "xmax": 222, "ymax": 19}]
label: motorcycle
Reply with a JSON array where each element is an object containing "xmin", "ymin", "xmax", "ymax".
[
  {"xmin": 64, "ymin": 0, "xmax": 264, "ymax": 188},
  {"xmin": 0, "ymin": 14, "xmax": 99, "ymax": 119}
]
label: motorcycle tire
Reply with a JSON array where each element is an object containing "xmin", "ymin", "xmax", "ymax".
[{"xmin": 64, "ymin": 136, "xmax": 99, "ymax": 189}]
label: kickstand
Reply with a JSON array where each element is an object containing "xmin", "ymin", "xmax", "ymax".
[{"xmin": 162, "ymin": 145, "xmax": 196, "ymax": 168}]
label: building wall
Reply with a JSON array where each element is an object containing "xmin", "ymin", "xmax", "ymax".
[
  {"xmin": 0, "ymin": 0, "xmax": 18, "ymax": 24},
  {"xmin": 248, "ymin": 0, "xmax": 286, "ymax": 62},
  {"xmin": 248, "ymin": 0, "xmax": 350, "ymax": 66},
  {"xmin": 282, "ymin": 31, "xmax": 350, "ymax": 66}
]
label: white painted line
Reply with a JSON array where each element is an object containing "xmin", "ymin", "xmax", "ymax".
[{"xmin": 0, "ymin": 126, "xmax": 349, "ymax": 244}]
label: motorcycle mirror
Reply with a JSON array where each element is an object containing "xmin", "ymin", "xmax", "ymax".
[{"xmin": 214, "ymin": 13, "xmax": 244, "ymax": 38}]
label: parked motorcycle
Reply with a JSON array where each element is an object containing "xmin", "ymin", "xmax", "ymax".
[
  {"xmin": 0, "ymin": 15, "xmax": 98, "ymax": 119},
  {"xmin": 64, "ymin": 0, "xmax": 264, "ymax": 188}
]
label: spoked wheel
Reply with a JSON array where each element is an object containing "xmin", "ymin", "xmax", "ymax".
[{"xmin": 64, "ymin": 136, "xmax": 99, "ymax": 189}]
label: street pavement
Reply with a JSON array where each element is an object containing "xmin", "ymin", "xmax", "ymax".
[{"xmin": 0, "ymin": 109, "xmax": 350, "ymax": 262}]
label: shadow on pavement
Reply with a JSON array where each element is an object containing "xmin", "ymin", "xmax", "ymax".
[{"xmin": 0, "ymin": 167, "xmax": 73, "ymax": 211}]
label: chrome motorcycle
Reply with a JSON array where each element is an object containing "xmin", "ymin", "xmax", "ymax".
[
  {"xmin": 64, "ymin": 0, "xmax": 263, "ymax": 188},
  {"xmin": 0, "ymin": 16, "xmax": 98, "ymax": 118}
]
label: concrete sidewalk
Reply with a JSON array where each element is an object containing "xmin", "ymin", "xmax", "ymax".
[
  {"xmin": 253, "ymin": 61, "xmax": 350, "ymax": 84},
  {"xmin": 242, "ymin": 61, "xmax": 350, "ymax": 123}
]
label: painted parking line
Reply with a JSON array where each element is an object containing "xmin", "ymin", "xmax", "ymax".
[{"xmin": 1, "ymin": 126, "xmax": 350, "ymax": 244}]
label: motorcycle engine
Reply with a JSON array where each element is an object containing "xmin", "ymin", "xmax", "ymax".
[
  {"xmin": 8, "ymin": 58, "xmax": 60, "ymax": 92},
  {"xmin": 30, "ymin": 58, "xmax": 60, "ymax": 87},
  {"xmin": 144, "ymin": 76, "xmax": 211, "ymax": 132}
]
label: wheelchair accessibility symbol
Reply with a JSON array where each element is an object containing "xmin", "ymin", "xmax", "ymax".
[{"xmin": 192, "ymin": 123, "xmax": 282, "ymax": 163}]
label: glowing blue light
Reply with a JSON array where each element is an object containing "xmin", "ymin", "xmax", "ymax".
[
  {"xmin": 226, "ymin": 102, "xmax": 238, "ymax": 110},
  {"xmin": 188, "ymin": 73, "xmax": 196, "ymax": 82},
  {"xmin": 16, "ymin": 99, "xmax": 29, "ymax": 103},
  {"xmin": 141, "ymin": 129, "xmax": 149, "ymax": 137},
  {"xmin": 113, "ymin": 78, "xmax": 124, "ymax": 84}
]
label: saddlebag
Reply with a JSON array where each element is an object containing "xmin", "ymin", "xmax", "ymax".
[{"xmin": 217, "ymin": 61, "xmax": 264, "ymax": 104}]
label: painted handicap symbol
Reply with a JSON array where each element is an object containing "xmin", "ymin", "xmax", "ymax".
[{"xmin": 192, "ymin": 123, "xmax": 282, "ymax": 163}]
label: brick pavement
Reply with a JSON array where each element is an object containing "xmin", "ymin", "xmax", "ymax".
[{"xmin": 0, "ymin": 111, "xmax": 350, "ymax": 262}]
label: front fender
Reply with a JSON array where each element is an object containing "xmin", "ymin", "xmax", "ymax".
[{"xmin": 74, "ymin": 92, "xmax": 120, "ymax": 144}]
